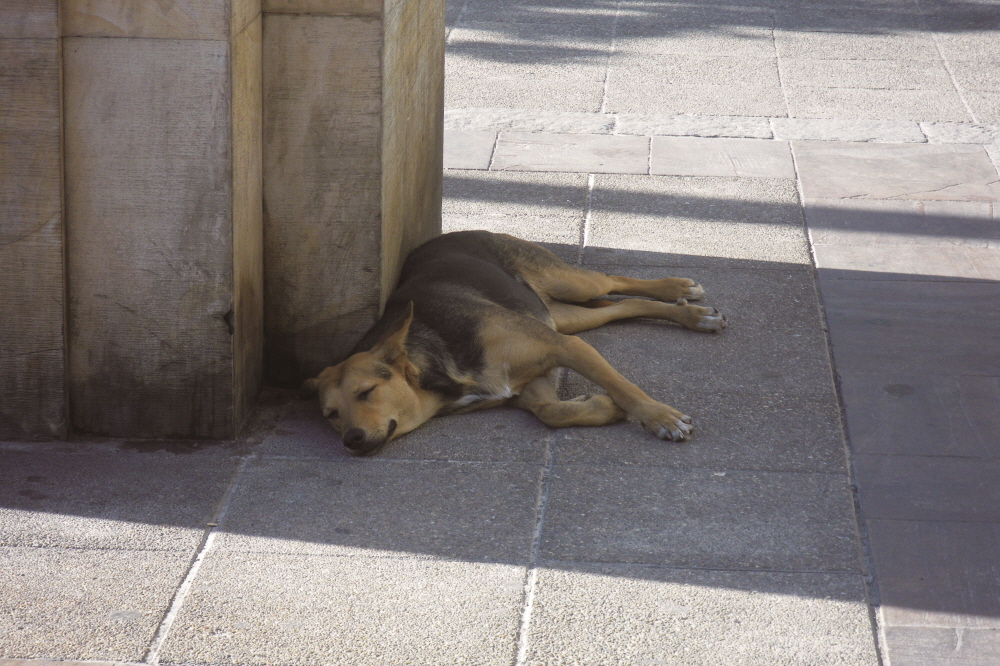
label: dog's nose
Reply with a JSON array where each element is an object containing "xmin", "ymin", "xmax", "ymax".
[{"xmin": 343, "ymin": 428, "xmax": 366, "ymax": 450}]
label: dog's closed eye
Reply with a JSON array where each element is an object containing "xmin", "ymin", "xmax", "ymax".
[{"xmin": 357, "ymin": 386, "xmax": 376, "ymax": 401}]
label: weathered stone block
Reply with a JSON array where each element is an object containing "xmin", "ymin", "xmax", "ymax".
[
  {"xmin": 0, "ymin": 38, "xmax": 64, "ymax": 438},
  {"xmin": 62, "ymin": 6, "xmax": 263, "ymax": 438},
  {"xmin": 262, "ymin": 0, "xmax": 444, "ymax": 385}
]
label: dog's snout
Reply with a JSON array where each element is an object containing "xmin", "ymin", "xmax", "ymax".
[{"xmin": 343, "ymin": 428, "xmax": 366, "ymax": 449}]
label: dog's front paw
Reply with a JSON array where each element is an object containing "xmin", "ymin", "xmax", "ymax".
[{"xmin": 637, "ymin": 403, "xmax": 693, "ymax": 442}]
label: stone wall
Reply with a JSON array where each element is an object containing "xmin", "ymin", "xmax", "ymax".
[{"xmin": 0, "ymin": 0, "xmax": 443, "ymax": 438}]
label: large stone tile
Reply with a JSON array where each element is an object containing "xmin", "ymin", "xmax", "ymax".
[
  {"xmin": 442, "ymin": 170, "xmax": 587, "ymax": 261},
  {"xmin": 785, "ymin": 87, "xmax": 972, "ymax": 122},
  {"xmin": 159, "ymin": 552, "xmax": 525, "ymax": 666},
  {"xmin": 807, "ymin": 197, "xmax": 1000, "ymax": 279},
  {"xmin": 443, "ymin": 129, "xmax": 496, "ymax": 169},
  {"xmin": 447, "ymin": 18, "xmax": 615, "ymax": 50},
  {"xmin": 780, "ymin": 58, "xmax": 954, "ymax": 90},
  {"xmin": 867, "ymin": 520, "xmax": 1000, "ymax": 629},
  {"xmin": 557, "ymin": 264, "xmax": 835, "ymax": 395},
  {"xmin": 814, "ymin": 244, "xmax": 1000, "ymax": 281},
  {"xmin": 650, "ymin": 137, "xmax": 795, "ymax": 178},
  {"xmin": 525, "ymin": 566, "xmax": 878, "ymax": 666},
  {"xmin": 610, "ymin": 52, "xmax": 782, "ymax": 87},
  {"xmin": 774, "ymin": 30, "xmax": 941, "ymax": 60},
  {"xmin": 445, "ymin": 45, "xmax": 606, "ymax": 112},
  {"xmin": 0, "ymin": 451, "xmax": 239, "ymax": 550},
  {"xmin": 967, "ymin": 90, "xmax": 1000, "ymax": 123},
  {"xmin": 951, "ymin": 60, "xmax": 1000, "ymax": 92},
  {"xmin": 818, "ymin": 278, "xmax": 1000, "ymax": 376},
  {"xmin": 0, "ymin": 547, "xmax": 190, "ymax": 661},
  {"xmin": 540, "ymin": 465, "xmax": 861, "ymax": 571},
  {"xmin": 552, "ymin": 386, "xmax": 848, "ymax": 474},
  {"xmin": 794, "ymin": 141, "xmax": 1000, "ymax": 201},
  {"xmin": 605, "ymin": 75, "xmax": 787, "ymax": 117},
  {"xmin": 935, "ymin": 31, "xmax": 1000, "ymax": 62},
  {"xmin": 491, "ymin": 132, "xmax": 649, "ymax": 174},
  {"xmin": 854, "ymin": 454, "xmax": 1000, "ymax": 522},
  {"xmin": 885, "ymin": 626, "xmax": 1000, "ymax": 666},
  {"xmin": 0, "ymin": 1, "xmax": 58, "ymax": 38},
  {"xmin": 805, "ymin": 199, "xmax": 999, "ymax": 247},
  {"xmin": 216, "ymin": 458, "xmax": 540, "ymax": 562},
  {"xmin": 261, "ymin": 399, "xmax": 549, "ymax": 462},
  {"xmin": 773, "ymin": 5, "xmax": 924, "ymax": 32},
  {"xmin": 584, "ymin": 174, "xmax": 810, "ymax": 268},
  {"xmin": 461, "ymin": 0, "xmax": 618, "ymax": 25},
  {"xmin": 838, "ymin": 372, "xmax": 1000, "ymax": 458},
  {"xmin": 614, "ymin": 26, "xmax": 776, "ymax": 58}
]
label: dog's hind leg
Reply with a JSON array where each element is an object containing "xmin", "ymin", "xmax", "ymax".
[
  {"xmin": 511, "ymin": 375, "xmax": 627, "ymax": 427},
  {"xmin": 524, "ymin": 263, "xmax": 707, "ymax": 304},
  {"xmin": 547, "ymin": 299, "xmax": 726, "ymax": 335}
]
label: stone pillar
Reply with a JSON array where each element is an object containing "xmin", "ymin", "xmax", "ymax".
[
  {"xmin": 0, "ymin": 2, "xmax": 65, "ymax": 438},
  {"xmin": 61, "ymin": 1, "xmax": 264, "ymax": 438},
  {"xmin": 262, "ymin": 0, "xmax": 444, "ymax": 386}
]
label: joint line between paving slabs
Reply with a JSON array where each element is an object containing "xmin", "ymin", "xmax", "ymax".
[
  {"xmin": 143, "ymin": 455, "xmax": 254, "ymax": 665},
  {"xmin": 577, "ymin": 174, "xmax": 596, "ymax": 266},
  {"xmin": 920, "ymin": 4, "xmax": 978, "ymax": 124},
  {"xmin": 789, "ymin": 144, "xmax": 888, "ymax": 666},
  {"xmin": 513, "ymin": 369, "xmax": 563, "ymax": 666},
  {"xmin": 598, "ymin": 0, "xmax": 622, "ymax": 115}
]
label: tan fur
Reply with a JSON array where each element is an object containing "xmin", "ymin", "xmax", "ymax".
[{"xmin": 302, "ymin": 233, "xmax": 726, "ymax": 453}]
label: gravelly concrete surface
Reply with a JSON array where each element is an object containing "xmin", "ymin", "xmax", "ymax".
[{"xmin": 4, "ymin": 0, "xmax": 1000, "ymax": 664}]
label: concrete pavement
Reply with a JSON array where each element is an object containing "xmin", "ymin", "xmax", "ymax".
[{"xmin": 3, "ymin": 0, "xmax": 1000, "ymax": 664}]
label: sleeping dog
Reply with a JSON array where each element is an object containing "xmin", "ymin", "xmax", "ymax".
[{"xmin": 300, "ymin": 231, "xmax": 726, "ymax": 455}]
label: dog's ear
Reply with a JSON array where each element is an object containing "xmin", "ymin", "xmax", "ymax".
[
  {"xmin": 374, "ymin": 301, "xmax": 414, "ymax": 365},
  {"xmin": 299, "ymin": 377, "xmax": 319, "ymax": 399}
]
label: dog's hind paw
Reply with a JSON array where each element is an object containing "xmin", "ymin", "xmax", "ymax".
[{"xmin": 694, "ymin": 307, "xmax": 727, "ymax": 333}]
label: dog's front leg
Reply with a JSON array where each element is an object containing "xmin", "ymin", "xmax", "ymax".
[{"xmin": 554, "ymin": 335, "xmax": 693, "ymax": 441}]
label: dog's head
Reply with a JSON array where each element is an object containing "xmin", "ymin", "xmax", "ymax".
[{"xmin": 300, "ymin": 303, "xmax": 430, "ymax": 456}]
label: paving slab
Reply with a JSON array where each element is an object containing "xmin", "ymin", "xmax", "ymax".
[
  {"xmin": 794, "ymin": 141, "xmax": 1000, "ymax": 200},
  {"xmin": 785, "ymin": 87, "xmax": 972, "ymax": 123},
  {"xmin": 806, "ymin": 197, "xmax": 1000, "ymax": 279},
  {"xmin": 934, "ymin": 31, "xmax": 1000, "ymax": 62},
  {"xmin": 552, "ymin": 387, "xmax": 848, "ymax": 473},
  {"xmin": 525, "ymin": 566, "xmax": 879, "ymax": 666},
  {"xmin": 491, "ymin": 132, "xmax": 649, "ymax": 174},
  {"xmin": 0, "ymin": 450, "xmax": 238, "ymax": 550},
  {"xmin": 818, "ymin": 278, "xmax": 1000, "ymax": 376},
  {"xmin": 539, "ymin": 465, "xmax": 861, "ymax": 571},
  {"xmin": 779, "ymin": 58, "xmax": 955, "ymax": 91},
  {"xmin": 0, "ymin": 547, "xmax": 190, "ymax": 661},
  {"xmin": 159, "ymin": 552, "xmax": 526, "ymax": 666},
  {"xmin": 445, "ymin": 46, "xmax": 606, "ymax": 113},
  {"xmin": 605, "ymin": 78, "xmax": 788, "ymax": 118},
  {"xmin": 837, "ymin": 372, "xmax": 1000, "ymax": 458},
  {"xmin": 615, "ymin": 113, "xmax": 773, "ymax": 139},
  {"xmin": 773, "ymin": 30, "xmax": 941, "ymax": 60},
  {"xmin": 443, "ymin": 129, "xmax": 495, "ymax": 169},
  {"xmin": 853, "ymin": 454, "xmax": 1000, "ymax": 523},
  {"xmin": 867, "ymin": 520, "xmax": 1000, "ymax": 629},
  {"xmin": 444, "ymin": 108, "xmax": 616, "ymax": 134},
  {"xmin": 214, "ymin": 458, "xmax": 540, "ymax": 562},
  {"xmin": 561, "ymin": 285, "xmax": 835, "ymax": 395},
  {"xmin": 583, "ymin": 174, "xmax": 811, "ymax": 268},
  {"xmin": 442, "ymin": 170, "xmax": 587, "ymax": 261},
  {"xmin": 650, "ymin": 136, "xmax": 795, "ymax": 178},
  {"xmin": 884, "ymin": 627, "xmax": 1000, "ymax": 666},
  {"xmin": 262, "ymin": 398, "xmax": 550, "ymax": 463},
  {"xmin": 771, "ymin": 117, "xmax": 926, "ymax": 143},
  {"xmin": 447, "ymin": 19, "xmax": 615, "ymax": 51},
  {"xmin": 614, "ymin": 26, "xmax": 776, "ymax": 58},
  {"xmin": 966, "ymin": 90, "xmax": 1000, "ymax": 123}
]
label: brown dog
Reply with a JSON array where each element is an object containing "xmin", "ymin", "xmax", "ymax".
[{"xmin": 300, "ymin": 231, "xmax": 726, "ymax": 455}]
